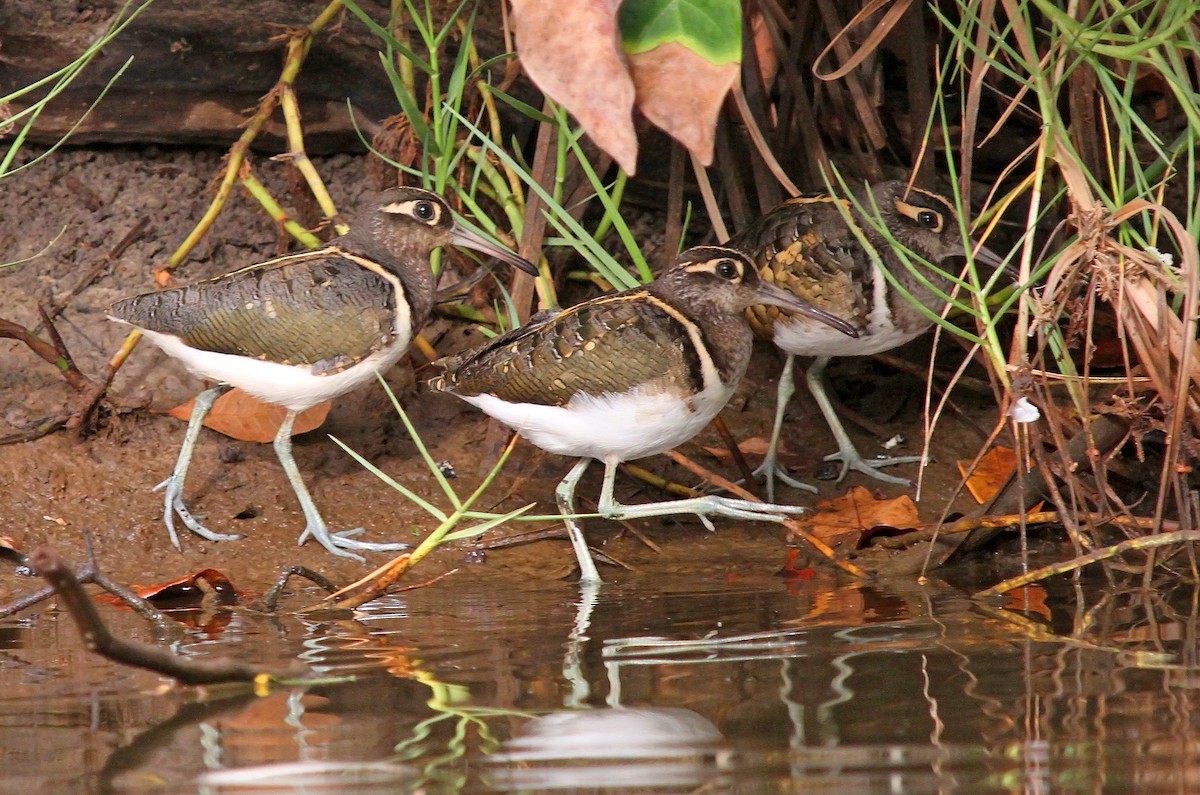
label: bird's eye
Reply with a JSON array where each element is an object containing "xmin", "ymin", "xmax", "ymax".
[
  {"xmin": 917, "ymin": 210, "xmax": 940, "ymax": 229},
  {"xmin": 715, "ymin": 259, "xmax": 740, "ymax": 280},
  {"xmin": 414, "ymin": 201, "xmax": 436, "ymax": 221}
]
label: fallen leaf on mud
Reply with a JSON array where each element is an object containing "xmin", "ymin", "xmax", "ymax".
[
  {"xmin": 1002, "ymin": 585, "xmax": 1051, "ymax": 622},
  {"xmin": 793, "ymin": 486, "xmax": 920, "ymax": 546},
  {"xmin": 168, "ymin": 389, "xmax": 331, "ymax": 443},
  {"xmin": 958, "ymin": 446, "xmax": 1018, "ymax": 503},
  {"xmin": 627, "ymin": 41, "xmax": 738, "ymax": 165},
  {"xmin": 95, "ymin": 568, "xmax": 240, "ymax": 608},
  {"xmin": 0, "ymin": 536, "xmax": 24, "ymax": 564},
  {"xmin": 702, "ymin": 436, "xmax": 805, "ymax": 468},
  {"xmin": 509, "ymin": 0, "xmax": 638, "ymax": 173}
]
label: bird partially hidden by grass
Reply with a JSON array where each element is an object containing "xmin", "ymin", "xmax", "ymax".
[
  {"xmin": 728, "ymin": 181, "xmax": 1008, "ymax": 498},
  {"xmin": 429, "ymin": 245, "xmax": 859, "ymax": 583},
  {"xmin": 109, "ymin": 187, "xmax": 538, "ymax": 560}
]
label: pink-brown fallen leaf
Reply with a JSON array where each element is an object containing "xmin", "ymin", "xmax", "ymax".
[
  {"xmin": 95, "ymin": 568, "xmax": 240, "ymax": 608},
  {"xmin": 510, "ymin": 0, "xmax": 638, "ymax": 173},
  {"xmin": 702, "ymin": 436, "xmax": 805, "ymax": 469},
  {"xmin": 1002, "ymin": 585, "xmax": 1052, "ymax": 622},
  {"xmin": 168, "ymin": 388, "xmax": 331, "ymax": 443},
  {"xmin": 628, "ymin": 40, "xmax": 739, "ymax": 166},
  {"xmin": 792, "ymin": 486, "xmax": 920, "ymax": 546},
  {"xmin": 958, "ymin": 446, "xmax": 1019, "ymax": 504}
]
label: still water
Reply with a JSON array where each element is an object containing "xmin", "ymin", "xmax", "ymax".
[{"xmin": 1, "ymin": 570, "xmax": 1198, "ymax": 793}]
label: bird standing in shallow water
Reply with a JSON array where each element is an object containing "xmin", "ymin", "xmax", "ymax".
[
  {"xmin": 109, "ymin": 187, "xmax": 538, "ymax": 559},
  {"xmin": 429, "ymin": 246, "xmax": 858, "ymax": 583},
  {"xmin": 728, "ymin": 181, "xmax": 1006, "ymax": 499}
]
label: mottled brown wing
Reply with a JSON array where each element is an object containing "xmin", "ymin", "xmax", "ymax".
[
  {"xmin": 435, "ymin": 292, "xmax": 698, "ymax": 406},
  {"xmin": 110, "ymin": 254, "xmax": 397, "ymax": 372},
  {"xmin": 728, "ymin": 197, "xmax": 872, "ymax": 338}
]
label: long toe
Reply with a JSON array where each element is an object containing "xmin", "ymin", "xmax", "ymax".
[
  {"xmin": 750, "ymin": 461, "xmax": 819, "ymax": 499},
  {"xmin": 166, "ymin": 490, "xmax": 242, "ymax": 543},
  {"xmin": 827, "ymin": 451, "xmax": 922, "ymax": 486},
  {"xmin": 301, "ymin": 525, "xmax": 366, "ymax": 561},
  {"xmin": 331, "ymin": 529, "xmax": 413, "ymax": 553}
]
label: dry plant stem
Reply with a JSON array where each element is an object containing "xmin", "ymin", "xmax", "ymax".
[
  {"xmin": 258, "ymin": 565, "xmax": 340, "ymax": 613},
  {"xmin": 663, "ymin": 449, "xmax": 870, "ymax": 579},
  {"xmin": 27, "ymin": 547, "xmax": 269, "ymax": 684},
  {"xmin": 42, "ymin": 218, "xmax": 149, "ymax": 324},
  {"xmin": 96, "ymin": 1, "xmax": 346, "ymax": 409},
  {"xmin": 730, "ymin": 81, "xmax": 800, "ymax": 196},
  {"xmin": 0, "ymin": 317, "xmax": 90, "ymax": 390},
  {"xmin": 690, "ymin": 152, "xmax": 729, "ymax": 242},
  {"xmin": 620, "ymin": 462, "xmax": 699, "ymax": 499},
  {"xmin": 156, "ymin": 0, "xmax": 344, "ymax": 283},
  {"xmin": 314, "ymin": 566, "xmax": 458, "ymax": 611},
  {"xmin": 877, "ymin": 510, "xmax": 1174, "ymax": 549},
  {"xmin": 512, "ymin": 105, "xmax": 558, "ymax": 322},
  {"xmin": 709, "ymin": 415, "xmax": 759, "ymax": 497},
  {"xmin": 278, "ymin": 82, "xmax": 345, "ymax": 233},
  {"xmin": 975, "ymin": 530, "xmax": 1200, "ymax": 598},
  {"xmin": 955, "ymin": 414, "xmax": 1130, "ymax": 555}
]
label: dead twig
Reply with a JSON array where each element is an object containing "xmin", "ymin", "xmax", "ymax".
[
  {"xmin": 975, "ymin": 530, "xmax": 1200, "ymax": 598},
  {"xmin": 27, "ymin": 546, "xmax": 271, "ymax": 685},
  {"xmin": 0, "ymin": 315, "xmax": 90, "ymax": 390}
]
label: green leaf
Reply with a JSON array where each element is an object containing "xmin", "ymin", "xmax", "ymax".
[{"xmin": 618, "ymin": 0, "xmax": 742, "ymax": 64}]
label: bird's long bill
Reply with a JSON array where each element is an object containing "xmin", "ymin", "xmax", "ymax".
[
  {"xmin": 966, "ymin": 239, "xmax": 1020, "ymax": 283},
  {"xmin": 755, "ymin": 282, "xmax": 860, "ymax": 339},
  {"xmin": 450, "ymin": 223, "xmax": 540, "ymax": 276}
]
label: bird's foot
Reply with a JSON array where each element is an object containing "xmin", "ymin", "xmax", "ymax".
[
  {"xmin": 606, "ymin": 495, "xmax": 809, "ymax": 527},
  {"xmin": 296, "ymin": 523, "xmax": 413, "ymax": 559},
  {"xmin": 750, "ymin": 459, "xmax": 819, "ymax": 501},
  {"xmin": 154, "ymin": 476, "xmax": 243, "ymax": 547},
  {"xmin": 823, "ymin": 450, "xmax": 923, "ymax": 486}
]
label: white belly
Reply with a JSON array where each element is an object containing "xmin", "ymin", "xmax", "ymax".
[
  {"xmin": 772, "ymin": 318, "xmax": 926, "ymax": 357},
  {"xmin": 130, "ymin": 325, "xmax": 411, "ymax": 413},
  {"xmin": 462, "ymin": 382, "xmax": 735, "ymax": 462}
]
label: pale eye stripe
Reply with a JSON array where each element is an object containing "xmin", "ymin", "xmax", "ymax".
[{"xmin": 381, "ymin": 199, "xmax": 441, "ymax": 223}]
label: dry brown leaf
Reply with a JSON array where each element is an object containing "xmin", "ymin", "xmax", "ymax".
[
  {"xmin": 510, "ymin": 0, "xmax": 638, "ymax": 173},
  {"xmin": 1002, "ymin": 585, "xmax": 1051, "ymax": 622},
  {"xmin": 168, "ymin": 388, "xmax": 331, "ymax": 443},
  {"xmin": 628, "ymin": 41, "xmax": 738, "ymax": 166},
  {"xmin": 702, "ymin": 436, "xmax": 803, "ymax": 468},
  {"xmin": 795, "ymin": 486, "xmax": 920, "ymax": 546},
  {"xmin": 957, "ymin": 446, "xmax": 1018, "ymax": 504}
]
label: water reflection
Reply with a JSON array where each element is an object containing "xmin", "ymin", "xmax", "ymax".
[{"xmin": 2, "ymin": 574, "xmax": 1200, "ymax": 791}]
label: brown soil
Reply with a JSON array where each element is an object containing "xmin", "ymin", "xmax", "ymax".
[{"xmin": 0, "ymin": 146, "xmax": 994, "ymax": 596}]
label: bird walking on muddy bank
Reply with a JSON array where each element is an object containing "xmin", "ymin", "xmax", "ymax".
[
  {"xmin": 109, "ymin": 187, "xmax": 538, "ymax": 559},
  {"xmin": 729, "ymin": 181, "xmax": 1007, "ymax": 499},
  {"xmin": 430, "ymin": 245, "xmax": 859, "ymax": 583}
]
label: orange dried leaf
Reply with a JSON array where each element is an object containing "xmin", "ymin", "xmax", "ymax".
[
  {"xmin": 168, "ymin": 389, "xmax": 331, "ymax": 443},
  {"xmin": 628, "ymin": 41, "xmax": 738, "ymax": 166},
  {"xmin": 95, "ymin": 568, "xmax": 240, "ymax": 608},
  {"xmin": 510, "ymin": 0, "xmax": 639, "ymax": 173},
  {"xmin": 1002, "ymin": 585, "xmax": 1051, "ymax": 622},
  {"xmin": 958, "ymin": 446, "xmax": 1019, "ymax": 504},
  {"xmin": 795, "ymin": 485, "xmax": 920, "ymax": 545},
  {"xmin": 702, "ymin": 436, "xmax": 801, "ymax": 467}
]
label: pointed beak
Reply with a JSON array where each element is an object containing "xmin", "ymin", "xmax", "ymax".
[
  {"xmin": 450, "ymin": 223, "xmax": 540, "ymax": 276},
  {"xmin": 963, "ymin": 240, "xmax": 1021, "ymax": 283},
  {"xmin": 754, "ymin": 282, "xmax": 859, "ymax": 339}
]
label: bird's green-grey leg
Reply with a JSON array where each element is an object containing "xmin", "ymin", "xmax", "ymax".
[
  {"xmin": 278, "ymin": 415, "xmax": 411, "ymax": 559},
  {"xmin": 807, "ymin": 355, "xmax": 923, "ymax": 485},
  {"xmin": 596, "ymin": 454, "xmax": 809, "ymax": 530},
  {"xmin": 274, "ymin": 410, "xmax": 363, "ymax": 561},
  {"xmin": 154, "ymin": 384, "xmax": 242, "ymax": 548},
  {"xmin": 751, "ymin": 354, "xmax": 819, "ymax": 500},
  {"xmin": 556, "ymin": 457, "xmax": 601, "ymax": 584}
]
